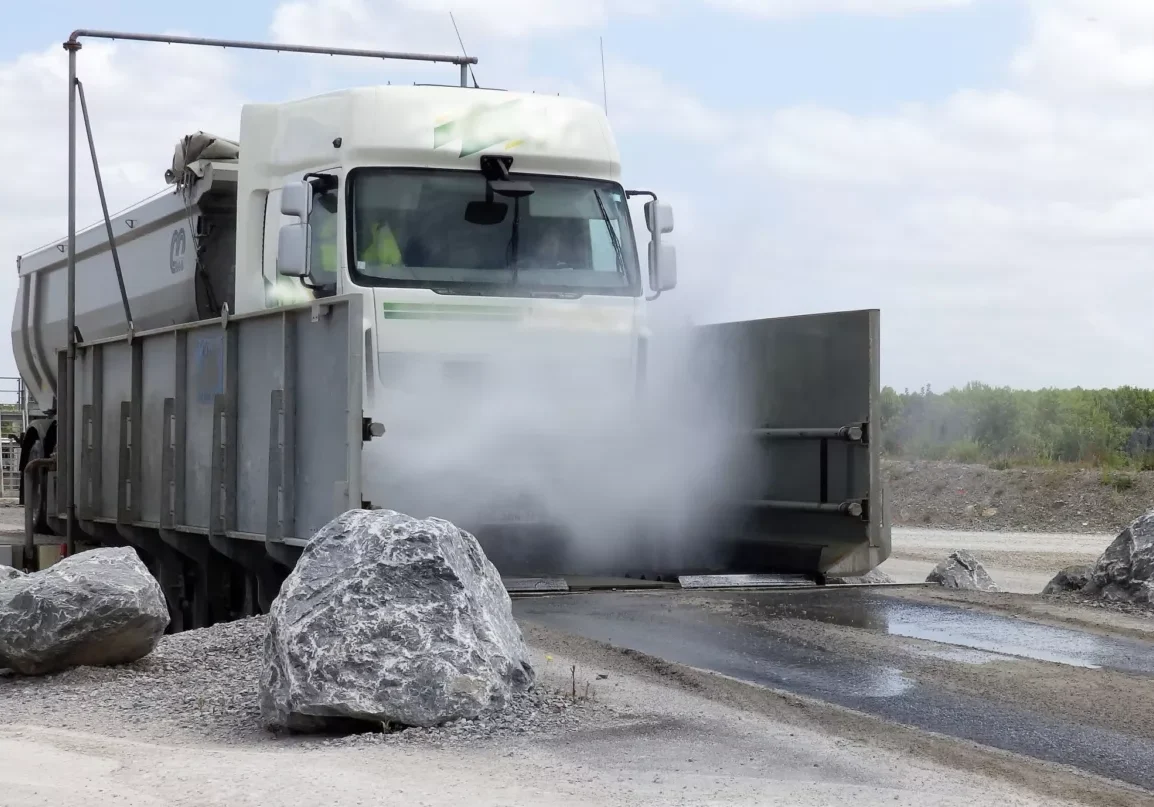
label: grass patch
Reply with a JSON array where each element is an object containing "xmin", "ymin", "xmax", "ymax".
[
  {"xmin": 945, "ymin": 440, "xmax": 984, "ymax": 464},
  {"xmin": 1100, "ymin": 469, "xmax": 1136, "ymax": 492}
]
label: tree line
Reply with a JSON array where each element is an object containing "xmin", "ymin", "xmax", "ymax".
[{"xmin": 880, "ymin": 383, "xmax": 1154, "ymax": 468}]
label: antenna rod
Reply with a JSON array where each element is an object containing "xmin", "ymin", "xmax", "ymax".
[
  {"xmin": 450, "ymin": 12, "xmax": 480, "ymax": 88},
  {"xmin": 600, "ymin": 37, "xmax": 608, "ymax": 115}
]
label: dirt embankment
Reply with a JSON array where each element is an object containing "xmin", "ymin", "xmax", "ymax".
[{"xmin": 885, "ymin": 459, "xmax": 1154, "ymax": 534}]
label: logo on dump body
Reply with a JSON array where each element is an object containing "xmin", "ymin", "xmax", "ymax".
[
  {"xmin": 433, "ymin": 99, "xmax": 547, "ymax": 158},
  {"xmin": 169, "ymin": 228, "xmax": 186, "ymax": 274}
]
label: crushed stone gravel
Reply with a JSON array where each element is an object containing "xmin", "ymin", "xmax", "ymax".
[
  {"xmin": 0, "ymin": 615, "xmax": 619, "ymax": 747},
  {"xmin": 885, "ymin": 458, "xmax": 1154, "ymax": 534},
  {"xmin": 1042, "ymin": 591, "xmax": 1154, "ymax": 617}
]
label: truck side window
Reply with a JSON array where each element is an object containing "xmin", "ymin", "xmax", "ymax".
[{"xmin": 310, "ymin": 186, "xmax": 339, "ymax": 296}]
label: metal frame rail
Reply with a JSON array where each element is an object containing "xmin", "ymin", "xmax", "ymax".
[
  {"xmin": 59, "ymin": 28, "xmax": 477, "ymax": 554},
  {"xmin": 749, "ymin": 422, "xmax": 869, "ymax": 519}
]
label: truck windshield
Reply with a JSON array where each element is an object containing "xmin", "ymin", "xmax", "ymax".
[{"xmin": 347, "ymin": 168, "xmax": 641, "ymax": 296}]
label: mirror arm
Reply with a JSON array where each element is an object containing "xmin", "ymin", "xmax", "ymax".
[{"xmin": 303, "ymin": 172, "xmax": 338, "ymax": 193}]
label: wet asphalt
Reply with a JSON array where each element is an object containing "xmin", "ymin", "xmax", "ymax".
[{"xmin": 513, "ymin": 588, "xmax": 1154, "ymax": 792}]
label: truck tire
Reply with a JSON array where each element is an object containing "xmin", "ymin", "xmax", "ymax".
[{"xmin": 19, "ymin": 423, "xmax": 55, "ymax": 533}]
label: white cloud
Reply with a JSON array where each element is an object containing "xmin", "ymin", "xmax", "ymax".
[
  {"xmin": 601, "ymin": 61, "xmax": 732, "ymax": 143},
  {"xmin": 8, "ymin": 0, "xmax": 1154, "ymax": 393},
  {"xmin": 706, "ymin": 0, "xmax": 973, "ymax": 17},
  {"xmin": 266, "ymin": 0, "xmax": 661, "ymax": 96},
  {"xmin": 0, "ymin": 38, "xmax": 244, "ymax": 377},
  {"xmin": 598, "ymin": 1, "xmax": 1154, "ymax": 389},
  {"xmin": 271, "ymin": 0, "xmax": 657, "ymax": 49},
  {"xmin": 1012, "ymin": 2, "xmax": 1154, "ymax": 93}
]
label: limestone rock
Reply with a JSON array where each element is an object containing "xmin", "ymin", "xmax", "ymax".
[
  {"xmin": 926, "ymin": 550, "xmax": 999, "ymax": 592},
  {"xmin": 1083, "ymin": 511, "xmax": 1154, "ymax": 604},
  {"xmin": 0, "ymin": 547, "xmax": 169, "ymax": 675},
  {"xmin": 829, "ymin": 568, "xmax": 896, "ymax": 585},
  {"xmin": 1042, "ymin": 564, "xmax": 1092, "ymax": 595},
  {"xmin": 261, "ymin": 509, "xmax": 534, "ymax": 733}
]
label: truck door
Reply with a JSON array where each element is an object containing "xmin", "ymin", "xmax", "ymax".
[{"xmin": 262, "ymin": 173, "xmax": 341, "ymax": 308}]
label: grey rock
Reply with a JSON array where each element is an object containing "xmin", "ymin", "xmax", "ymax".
[
  {"xmin": 0, "ymin": 547, "xmax": 169, "ymax": 675},
  {"xmin": 829, "ymin": 568, "xmax": 896, "ymax": 585},
  {"xmin": 1, "ymin": 565, "xmax": 23, "ymax": 582},
  {"xmin": 261, "ymin": 509, "xmax": 534, "ymax": 733},
  {"xmin": 1042, "ymin": 564, "xmax": 1092, "ymax": 595},
  {"xmin": 926, "ymin": 550, "xmax": 999, "ymax": 591},
  {"xmin": 1083, "ymin": 511, "xmax": 1154, "ymax": 604}
]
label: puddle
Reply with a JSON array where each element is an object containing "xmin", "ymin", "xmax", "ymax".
[
  {"xmin": 888, "ymin": 613, "xmax": 1102, "ymax": 668},
  {"xmin": 515, "ymin": 591, "xmax": 1154, "ymax": 792},
  {"xmin": 901, "ymin": 645, "xmax": 1005, "ymax": 665},
  {"xmin": 846, "ymin": 666, "xmax": 914, "ymax": 698},
  {"xmin": 516, "ymin": 595, "xmax": 915, "ymax": 699},
  {"xmin": 725, "ymin": 590, "xmax": 1154, "ymax": 675}
]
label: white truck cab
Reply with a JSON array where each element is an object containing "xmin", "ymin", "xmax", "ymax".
[
  {"xmin": 234, "ymin": 84, "xmax": 676, "ymax": 520},
  {"xmin": 240, "ymin": 85, "xmax": 673, "ymax": 355}
]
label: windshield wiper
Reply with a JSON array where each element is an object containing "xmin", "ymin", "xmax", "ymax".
[{"xmin": 593, "ymin": 189, "xmax": 626, "ymax": 277}]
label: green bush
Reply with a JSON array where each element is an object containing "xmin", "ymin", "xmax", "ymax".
[
  {"xmin": 1100, "ymin": 469, "xmax": 1136, "ymax": 491},
  {"xmin": 880, "ymin": 383, "xmax": 1154, "ymax": 468},
  {"xmin": 945, "ymin": 440, "xmax": 984, "ymax": 464}
]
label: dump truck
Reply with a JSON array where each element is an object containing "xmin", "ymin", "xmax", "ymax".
[{"xmin": 8, "ymin": 32, "xmax": 890, "ymax": 630}]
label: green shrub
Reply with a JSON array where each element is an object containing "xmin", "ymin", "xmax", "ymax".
[
  {"xmin": 945, "ymin": 440, "xmax": 984, "ymax": 464},
  {"xmin": 879, "ymin": 383, "xmax": 1154, "ymax": 468},
  {"xmin": 1100, "ymin": 470, "xmax": 1136, "ymax": 491}
]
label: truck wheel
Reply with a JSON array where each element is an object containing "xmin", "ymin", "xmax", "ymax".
[
  {"xmin": 18, "ymin": 429, "xmax": 38, "ymax": 506},
  {"xmin": 19, "ymin": 428, "xmax": 52, "ymax": 533}
]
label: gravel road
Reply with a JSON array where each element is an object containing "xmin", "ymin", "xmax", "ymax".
[
  {"xmin": 880, "ymin": 526, "xmax": 1114, "ymax": 593},
  {"xmin": 0, "ymin": 615, "xmax": 615, "ymax": 748},
  {"xmin": 2, "ymin": 620, "xmax": 1136, "ymax": 807},
  {"xmin": 4, "ymin": 489, "xmax": 1151, "ymax": 804}
]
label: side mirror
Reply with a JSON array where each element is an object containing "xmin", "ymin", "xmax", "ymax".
[
  {"xmin": 644, "ymin": 200, "xmax": 674, "ymax": 235},
  {"xmin": 648, "ymin": 241, "xmax": 677, "ymax": 292},
  {"xmin": 281, "ymin": 180, "xmax": 312, "ymax": 219},
  {"xmin": 277, "ymin": 222, "xmax": 311, "ymax": 278},
  {"xmin": 642, "ymin": 198, "xmax": 676, "ymax": 295},
  {"xmin": 277, "ymin": 180, "xmax": 314, "ymax": 278}
]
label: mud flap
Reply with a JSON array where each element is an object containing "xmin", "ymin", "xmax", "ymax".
[{"xmin": 680, "ymin": 309, "xmax": 889, "ymax": 578}]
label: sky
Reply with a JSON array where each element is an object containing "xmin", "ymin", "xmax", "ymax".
[{"xmin": 2, "ymin": 0, "xmax": 1153, "ymax": 392}]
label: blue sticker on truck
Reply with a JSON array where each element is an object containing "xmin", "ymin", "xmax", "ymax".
[{"xmin": 193, "ymin": 334, "xmax": 224, "ymax": 405}]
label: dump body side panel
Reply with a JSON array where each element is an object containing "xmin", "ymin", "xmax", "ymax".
[
  {"xmin": 11, "ymin": 166, "xmax": 237, "ymax": 412},
  {"xmin": 64, "ymin": 294, "xmax": 364, "ymax": 545}
]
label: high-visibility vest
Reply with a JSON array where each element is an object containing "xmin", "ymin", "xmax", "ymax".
[
  {"xmin": 361, "ymin": 222, "xmax": 402, "ymax": 266},
  {"xmin": 316, "ymin": 216, "xmax": 338, "ymax": 275}
]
